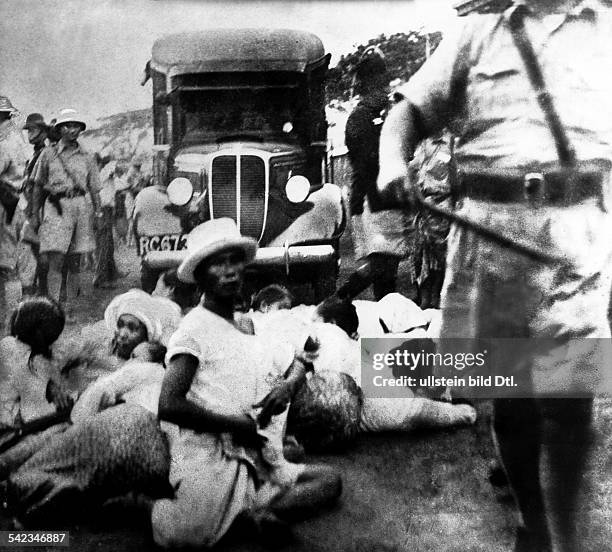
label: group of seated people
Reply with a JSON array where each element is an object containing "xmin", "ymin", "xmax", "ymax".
[{"xmin": 0, "ymin": 217, "xmax": 476, "ymax": 548}]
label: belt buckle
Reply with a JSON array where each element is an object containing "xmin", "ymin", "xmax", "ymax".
[{"xmin": 524, "ymin": 172, "xmax": 545, "ymax": 204}]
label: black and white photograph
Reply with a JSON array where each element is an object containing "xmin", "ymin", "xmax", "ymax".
[{"xmin": 0, "ymin": 0, "xmax": 611, "ymax": 550}]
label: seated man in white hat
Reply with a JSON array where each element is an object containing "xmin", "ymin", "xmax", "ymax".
[
  {"xmin": 150, "ymin": 217, "xmax": 342, "ymax": 549},
  {"xmin": 30, "ymin": 108, "xmax": 103, "ymax": 311}
]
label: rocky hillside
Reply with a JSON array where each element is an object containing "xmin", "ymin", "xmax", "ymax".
[{"xmin": 80, "ymin": 108, "xmax": 154, "ymax": 173}]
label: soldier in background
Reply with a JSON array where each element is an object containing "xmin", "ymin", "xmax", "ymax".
[
  {"xmin": 377, "ymin": 1, "xmax": 612, "ymax": 550},
  {"xmin": 22, "ymin": 113, "xmax": 49, "ymax": 295},
  {"xmin": 344, "ymin": 47, "xmax": 413, "ymax": 301},
  {"xmin": 31, "ymin": 109, "xmax": 103, "ymax": 311}
]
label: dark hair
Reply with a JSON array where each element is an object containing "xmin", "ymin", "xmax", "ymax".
[
  {"xmin": 287, "ymin": 370, "xmax": 363, "ymax": 452},
  {"xmin": 252, "ymin": 284, "xmax": 294, "ymax": 312},
  {"xmin": 10, "ymin": 296, "xmax": 65, "ymax": 361},
  {"xmin": 316, "ymin": 296, "xmax": 359, "ymax": 337},
  {"xmin": 161, "ymin": 269, "xmax": 200, "ymax": 311},
  {"xmin": 132, "ymin": 341, "xmax": 167, "ymax": 365},
  {"xmin": 47, "ymin": 124, "xmax": 61, "ymax": 144},
  {"xmin": 354, "ymin": 47, "xmax": 388, "ymax": 94}
]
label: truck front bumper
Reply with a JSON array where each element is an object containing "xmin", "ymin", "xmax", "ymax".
[{"xmin": 143, "ymin": 244, "xmax": 336, "ymax": 276}]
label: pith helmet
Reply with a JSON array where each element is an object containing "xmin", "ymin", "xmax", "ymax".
[{"xmin": 54, "ymin": 108, "xmax": 86, "ymax": 131}]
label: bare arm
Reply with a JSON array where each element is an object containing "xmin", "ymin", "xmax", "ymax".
[
  {"xmin": 255, "ymin": 356, "xmax": 311, "ymax": 428},
  {"xmin": 158, "ymin": 353, "xmax": 257, "ymax": 440},
  {"xmin": 376, "ymin": 99, "xmax": 427, "ymax": 208}
]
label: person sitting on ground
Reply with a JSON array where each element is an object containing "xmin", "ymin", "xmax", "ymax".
[
  {"xmin": 2, "ymin": 336, "xmax": 172, "ymax": 527},
  {"xmin": 149, "ymin": 218, "xmax": 342, "ymax": 549},
  {"xmin": 70, "ymin": 342, "xmax": 168, "ymax": 425},
  {"xmin": 0, "ymin": 297, "xmax": 73, "ymax": 431},
  {"xmin": 68, "ymin": 289, "xmax": 182, "ymax": 392}
]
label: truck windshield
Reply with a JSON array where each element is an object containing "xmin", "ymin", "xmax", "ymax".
[{"xmin": 180, "ymin": 87, "xmax": 302, "ymax": 142}]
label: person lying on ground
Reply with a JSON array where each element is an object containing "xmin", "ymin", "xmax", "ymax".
[
  {"xmin": 252, "ymin": 283, "xmax": 294, "ymax": 313},
  {"xmin": 252, "ymin": 296, "xmax": 476, "ymax": 451},
  {"xmin": 2, "ymin": 340, "xmax": 172, "ymax": 527},
  {"xmin": 149, "ymin": 218, "xmax": 342, "ymax": 549},
  {"xmin": 0, "ymin": 291, "xmax": 179, "ymax": 471},
  {"xmin": 0, "ymin": 294, "xmax": 182, "ymax": 527}
]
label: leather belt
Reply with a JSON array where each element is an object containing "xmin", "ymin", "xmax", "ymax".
[
  {"xmin": 460, "ymin": 170, "xmax": 604, "ymax": 206},
  {"xmin": 51, "ymin": 188, "xmax": 86, "ymax": 199}
]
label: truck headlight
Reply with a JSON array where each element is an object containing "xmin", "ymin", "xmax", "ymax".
[
  {"xmin": 167, "ymin": 177, "xmax": 193, "ymax": 206},
  {"xmin": 285, "ymin": 175, "xmax": 310, "ymax": 203}
]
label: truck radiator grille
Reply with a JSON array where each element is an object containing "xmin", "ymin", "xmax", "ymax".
[{"xmin": 211, "ymin": 155, "xmax": 266, "ymax": 240}]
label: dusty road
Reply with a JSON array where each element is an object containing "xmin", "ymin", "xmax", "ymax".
[{"xmin": 2, "ymin": 237, "xmax": 612, "ymax": 552}]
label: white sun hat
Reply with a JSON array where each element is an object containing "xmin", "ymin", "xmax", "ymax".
[
  {"xmin": 177, "ymin": 218, "xmax": 258, "ymax": 284},
  {"xmin": 54, "ymin": 108, "xmax": 86, "ymax": 131}
]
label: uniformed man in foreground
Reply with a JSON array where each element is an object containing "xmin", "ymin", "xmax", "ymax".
[{"xmin": 377, "ymin": 1, "xmax": 612, "ymax": 551}]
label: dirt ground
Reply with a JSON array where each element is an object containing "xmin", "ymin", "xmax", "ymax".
[{"xmin": 2, "ymin": 236, "xmax": 612, "ymax": 552}]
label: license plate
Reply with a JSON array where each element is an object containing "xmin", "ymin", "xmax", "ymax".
[{"xmin": 137, "ymin": 234, "xmax": 187, "ymax": 256}]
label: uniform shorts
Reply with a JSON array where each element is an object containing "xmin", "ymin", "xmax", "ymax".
[
  {"xmin": 351, "ymin": 199, "xmax": 412, "ymax": 260},
  {"xmin": 39, "ymin": 195, "xmax": 95, "ymax": 255},
  {"xmin": 439, "ymin": 196, "xmax": 612, "ymax": 396}
]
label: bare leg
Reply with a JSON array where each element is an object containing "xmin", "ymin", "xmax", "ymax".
[
  {"xmin": 540, "ymin": 398, "xmax": 593, "ymax": 552},
  {"xmin": 0, "ymin": 268, "xmax": 7, "ymax": 333},
  {"xmin": 65, "ymin": 253, "xmax": 82, "ymax": 303},
  {"xmin": 493, "ymin": 398, "xmax": 552, "ymax": 552},
  {"xmin": 359, "ymin": 397, "xmax": 476, "ymax": 433},
  {"xmin": 370, "ymin": 253, "xmax": 400, "ymax": 301},
  {"xmin": 45, "ymin": 252, "xmax": 66, "ymax": 304}
]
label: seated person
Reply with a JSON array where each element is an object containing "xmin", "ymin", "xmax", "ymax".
[
  {"xmin": 70, "ymin": 342, "xmax": 168, "ymax": 424},
  {"xmin": 1, "ymin": 296, "xmax": 180, "ymax": 527},
  {"xmin": 0, "ymin": 297, "xmax": 72, "ymax": 432},
  {"xmin": 149, "ymin": 218, "xmax": 342, "ymax": 549},
  {"xmin": 66, "ymin": 289, "xmax": 183, "ymax": 392}
]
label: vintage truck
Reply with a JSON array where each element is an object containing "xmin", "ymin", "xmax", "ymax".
[{"xmin": 134, "ymin": 28, "xmax": 346, "ymax": 302}]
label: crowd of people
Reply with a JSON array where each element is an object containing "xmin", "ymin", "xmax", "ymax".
[
  {"xmin": 0, "ymin": 101, "xmax": 149, "ymax": 327},
  {"xmin": 2, "ymin": 0, "xmax": 610, "ymax": 550},
  {"xmin": 0, "ymin": 203, "xmax": 477, "ymax": 546}
]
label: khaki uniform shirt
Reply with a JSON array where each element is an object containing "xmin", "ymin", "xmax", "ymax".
[
  {"xmin": 400, "ymin": 0, "xmax": 612, "ymax": 171},
  {"xmin": 33, "ymin": 141, "xmax": 101, "ymax": 196}
]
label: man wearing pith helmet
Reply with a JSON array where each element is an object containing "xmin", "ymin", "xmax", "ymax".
[{"xmin": 31, "ymin": 108, "xmax": 103, "ymax": 310}]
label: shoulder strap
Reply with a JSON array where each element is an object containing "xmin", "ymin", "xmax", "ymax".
[
  {"xmin": 54, "ymin": 145, "xmax": 87, "ymax": 192},
  {"xmin": 507, "ymin": 5, "xmax": 576, "ymax": 167}
]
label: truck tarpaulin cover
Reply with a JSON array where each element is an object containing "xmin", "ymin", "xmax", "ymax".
[{"xmin": 151, "ymin": 28, "xmax": 327, "ymax": 77}]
